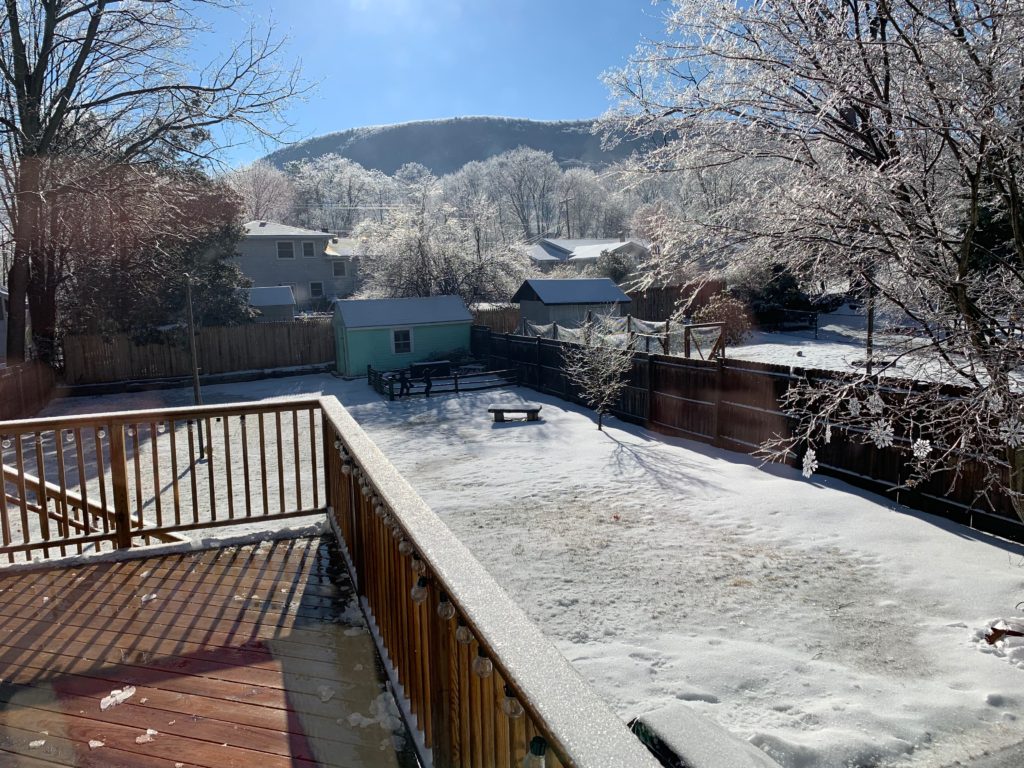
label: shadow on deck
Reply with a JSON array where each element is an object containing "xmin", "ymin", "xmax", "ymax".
[{"xmin": 0, "ymin": 535, "xmax": 419, "ymax": 767}]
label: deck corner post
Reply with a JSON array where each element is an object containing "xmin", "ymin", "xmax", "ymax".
[{"xmin": 109, "ymin": 424, "xmax": 133, "ymax": 549}]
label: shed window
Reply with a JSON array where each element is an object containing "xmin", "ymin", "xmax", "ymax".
[
  {"xmin": 309, "ymin": 282, "xmax": 324, "ymax": 298},
  {"xmin": 302, "ymin": 241, "xmax": 316, "ymax": 258},
  {"xmin": 276, "ymin": 241, "xmax": 294, "ymax": 259},
  {"xmin": 332, "ymin": 260, "xmax": 347, "ymax": 277},
  {"xmin": 392, "ymin": 328, "xmax": 412, "ymax": 354}
]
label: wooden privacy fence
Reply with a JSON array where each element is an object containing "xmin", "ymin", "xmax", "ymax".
[
  {"xmin": 0, "ymin": 361, "xmax": 56, "ymax": 420},
  {"xmin": 626, "ymin": 280, "xmax": 725, "ymax": 321},
  {"xmin": 63, "ymin": 319, "xmax": 336, "ymax": 385},
  {"xmin": 472, "ymin": 326, "xmax": 1024, "ymax": 543},
  {"xmin": 472, "ymin": 305, "xmax": 519, "ymax": 334}
]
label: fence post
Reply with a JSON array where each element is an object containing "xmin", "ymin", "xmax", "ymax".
[
  {"xmin": 684, "ymin": 327, "xmax": 692, "ymax": 359},
  {"xmin": 646, "ymin": 355, "xmax": 654, "ymax": 423},
  {"xmin": 109, "ymin": 424, "xmax": 133, "ymax": 549},
  {"xmin": 454, "ymin": 372, "xmax": 459, "ymax": 394},
  {"xmin": 663, "ymin": 319, "xmax": 671, "ymax": 355},
  {"xmin": 712, "ymin": 358, "xmax": 724, "ymax": 447}
]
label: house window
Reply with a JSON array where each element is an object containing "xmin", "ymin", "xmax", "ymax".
[
  {"xmin": 302, "ymin": 241, "xmax": 316, "ymax": 258},
  {"xmin": 392, "ymin": 328, "xmax": 412, "ymax": 354},
  {"xmin": 332, "ymin": 260, "xmax": 347, "ymax": 278},
  {"xmin": 309, "ymin": 282, "xmax": 324, "ymax": 299},
  {"xmin": 277, "ymin": 241, "xmax": 294, "ymax": 259}
]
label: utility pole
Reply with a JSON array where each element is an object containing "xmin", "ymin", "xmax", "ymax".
[{"xmin": 184, "ymin": 275, "xmax": 206, "ymax": 459}]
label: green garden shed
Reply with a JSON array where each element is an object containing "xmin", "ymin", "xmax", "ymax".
[{"xmin": 333, "ymin": 295, "xmax": 473, "ymax": 377}]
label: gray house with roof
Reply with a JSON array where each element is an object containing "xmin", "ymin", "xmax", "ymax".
[
  {"xmin": 235, "ymin": 221, "xmax": 360, "ymax": 311},
  {"xmin": 511, "ymin": 278, "xmax": 632, "ymax": 327},
  {"xmin": 526, "ymin": 237, "xmax": 650, "ymax": 271}
]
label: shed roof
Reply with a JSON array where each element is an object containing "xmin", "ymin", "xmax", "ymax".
[
  {"xmin": 335, "ymin": 295, "xmax": 472, "ymax": 329},
  {"xmin": 243, "ymin": 221, "xmax": 332, "ymax": 239},
  {"xmin": 511, "ymin": 279, "xmax": 632, "ymax": 305},
  {"xmin": 247, "ymin": 286, "xmax": 295, "ymax": 307}
]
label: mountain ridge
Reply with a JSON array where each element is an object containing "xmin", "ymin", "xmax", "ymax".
[{"xmin": 263, "ymin": 116, "xmax": 641, "ymax": 175}]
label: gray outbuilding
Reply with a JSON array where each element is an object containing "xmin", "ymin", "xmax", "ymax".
[
  {"xmin": 511, "ymin": 278, "xmax": 632, "ymax": 328},
  {"xmin": 247, "ymin": 285, "xmax": 296, "ymax": 322}
]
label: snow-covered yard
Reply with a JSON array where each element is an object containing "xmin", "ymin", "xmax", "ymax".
[{"xmin": 37, "ymin": 374, "xmax": 1024, "ymax": 767}]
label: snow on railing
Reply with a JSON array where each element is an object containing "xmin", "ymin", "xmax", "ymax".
[{"xmin": 320, "ymin": 396, "xmax": 662, "ymax": 768}]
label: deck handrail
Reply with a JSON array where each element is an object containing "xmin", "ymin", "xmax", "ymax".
[
  {"xmin": 0, "ymin": 396, "xmax": 324, "ymax": 435},
  {"xmin": 1, "ymin": 394, "xmax": 662, "ymax": 767},
  {"xmin": 320, "ymin": 396, "xmax": 660, "ymax": 768}
]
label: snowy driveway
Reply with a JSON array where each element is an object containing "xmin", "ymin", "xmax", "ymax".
[{"xmin": 42, "ymin": 375, "xmax": 1024, "ymax": 768}]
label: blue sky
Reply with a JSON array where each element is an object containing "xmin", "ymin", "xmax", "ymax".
[{"xmin": 202, "ymin": 1, "xmax": 668, "ymax": 167}]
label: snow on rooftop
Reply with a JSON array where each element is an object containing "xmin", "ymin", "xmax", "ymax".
[
  {"xmin": 334, "ymin": 295, "xmax": 472, "ymax": 329},
  {"xmin": 511, "ymin": 278, "xmax": 632, "ymax": 305},
  {"xmin": 243, "ymin": 220, "xmax": 332, "ymax": 238},
  {"xmin": 247, "ymin": 286, "xmax": 295, "ymax": 307}
]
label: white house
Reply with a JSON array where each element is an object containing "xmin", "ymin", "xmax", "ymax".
[
  {"xmin": 235, "ymin": 221, "xmax": 359, "ymax": 311},
  {"xmin": 511, "ymin": 278, "xmax": 632, "ymax": 327},
  {"xmin": 526, "ymin": 237, "xmax": 650, "ymax": 271}
]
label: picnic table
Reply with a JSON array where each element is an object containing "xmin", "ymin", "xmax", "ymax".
[{"xmin": 488, "ymin": 403, "xmax": 543, "ymax": 422}]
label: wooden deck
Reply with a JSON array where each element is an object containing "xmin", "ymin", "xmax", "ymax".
[{"xmin": 0, "ymin": 536, "xmax": 418, "ymax": 768}]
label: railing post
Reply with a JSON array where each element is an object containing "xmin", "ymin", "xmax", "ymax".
[
  {"xmin": 109, "ymin": 424, "xmax": 133, "ymax": 549},
  {"xmin": 427, "ymin": 583, "xmax": 454, "ymax": 766}
]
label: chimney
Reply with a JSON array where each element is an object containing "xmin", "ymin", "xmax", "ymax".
[{"xmin": 619, "ymin": 231, "xmax": 626, "ymax": 242}]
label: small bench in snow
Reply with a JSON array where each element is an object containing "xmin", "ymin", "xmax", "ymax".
[{"xmin": 488, "ymin": 403, "xmax": 542, "ymax": 422}]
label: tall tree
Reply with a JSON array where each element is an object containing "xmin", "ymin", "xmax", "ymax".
[
  {"xmin": 226, "ymin": 160, "xmax": 296, "ymax": 222},
  {"xmin": 0, "ymin": 0, "xmax": 300, "ymax": 362},
  {"xmin": 604, "ymin": 0, "xmax": 1024, "ymax": 513}
]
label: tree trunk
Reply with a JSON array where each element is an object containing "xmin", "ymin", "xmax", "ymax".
[
  {"xmin": 6, "ymin": 157, "xmax": 43, "ymax": 363},
  {"xmin": 598, "ymin": 411, "xmax": 604, "ymax": 431}
]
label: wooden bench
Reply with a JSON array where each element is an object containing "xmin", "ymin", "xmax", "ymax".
[{"xmin": 488, "ymin": 403, "xmax": 542, "ymax": 422}]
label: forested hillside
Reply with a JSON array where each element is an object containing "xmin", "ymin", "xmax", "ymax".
[{"xmin": 264, "ymin": 116, "xmax": 642, "ymax": 174}]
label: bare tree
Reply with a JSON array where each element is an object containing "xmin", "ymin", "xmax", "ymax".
[
  {"xmin": 604, "ymin": 0, "xmax": 1024, "ymax": 515},
  {"xmin": 0, "ymin": 0, "xmax": 301, "ymax": 362},
  {"xmin": 226, "ymin": 161, "xmax": 296, "ymax": 222},
  {"xmin": 562, "ymin": 322, "xmax": 634, "ymax": 431}
]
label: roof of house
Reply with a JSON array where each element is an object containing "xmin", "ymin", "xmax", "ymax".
[
  {"xmin": 335, "ymin": 295, "xmax": 472, "ymax": 329},
  {"xmin": 243, "ymin": 221, "xmax": 333, "ymax": 239},
  {"xmin": 325, "ymin": 238, "xmax": 360, "ymax": 257},
  {"xmin": 247, "ymin": 286, "xmax": 296, "ymax": 307},
  {"xmin": 525, "ymin": 238, "xmax": 650, "ymax": 264},
  {"xmin": 511, "ymin": 279, "xmax": 632, "ymax": 305}
]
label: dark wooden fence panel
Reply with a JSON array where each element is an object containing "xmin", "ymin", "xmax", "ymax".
[
  {"xmin": 626, "ymin": 281, "xmax": 726, "ymax": 321},
  {"xmin": 0, "ymin": 362, "xmax": 56, "ymax": 420},
  {"xmin": 63, "ymin": 320, "xmax": 336, "ymax": 385},
  {"xmin": 472, "ymin": 327, "xmax": 1024, "ymax": 542}
]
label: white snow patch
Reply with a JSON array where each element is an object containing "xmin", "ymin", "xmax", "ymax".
[{"xmin": 100, "ymin": 686, "xmax": 135, "ymax": 710}]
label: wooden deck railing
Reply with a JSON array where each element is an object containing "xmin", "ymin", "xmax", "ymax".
[
  {"xmin": 0, "ymin": 395, "xmax": 662, "ymax": 767},
  {"xmin": 0, "ymin": 398, "xmax": 324, "ymax": 562},
  {"xmin": 320, "ymin": 398, "xmax": 660, "ymax": 768}
]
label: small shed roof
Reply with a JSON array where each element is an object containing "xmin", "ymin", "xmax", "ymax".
[
  {"xmin": 335, "ymin": 295, "xmax": 472, "ymax": 329},
  {"xmin": 511, "ymin": 279, "xmax": 632, "ymax": 306},
  {"xmin": 243, "ymin": 221, "xmax": 331, "ymax": 239},
  {"xmin": 248, "ymin": 286, "xmax": 295, "ymax": 307}
]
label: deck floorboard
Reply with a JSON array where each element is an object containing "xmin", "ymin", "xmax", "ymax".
[{"xmin": 0, "ymin": 536, "xmax": 415, "ymax": 768}]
